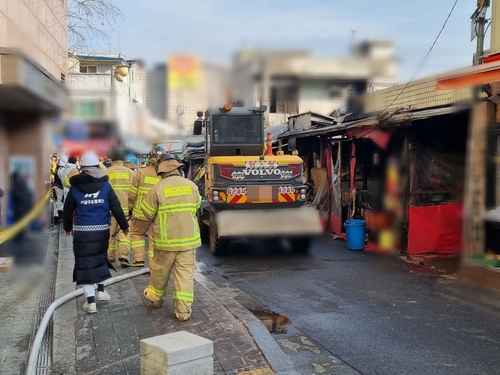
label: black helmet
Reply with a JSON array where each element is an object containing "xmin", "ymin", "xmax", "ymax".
[{"xmin": 109, "ymin": 148, "xmax": 126, "ymax": 161}]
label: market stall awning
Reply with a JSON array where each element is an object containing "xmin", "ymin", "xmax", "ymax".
[
  {"xmin": 278, "ymin": 105, "xmax": 469, "ymax": 140},
  {"xmin": 436, "ymin": 60, "xmax": 500, "ymax": 90}
]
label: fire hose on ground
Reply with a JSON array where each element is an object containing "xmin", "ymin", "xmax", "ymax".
[{"xmin": 25, "ymin": 267, "xmax": 150, "ymax": 375}]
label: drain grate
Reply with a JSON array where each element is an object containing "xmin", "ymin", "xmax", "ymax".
[{"xmin": 26, "ymin": 226, "xmax": 60, "ymax": 375}]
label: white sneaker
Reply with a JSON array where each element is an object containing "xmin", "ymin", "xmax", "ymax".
[
  {"xmin": 97, "ymin": 291, "xmax": 111, "ymax": 301},
  {"xmin": 83, "ymin": 302, "xmax": 97, "ymax": 314}
]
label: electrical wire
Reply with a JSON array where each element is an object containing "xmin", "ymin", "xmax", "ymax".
[
  {"xmin": 378, "ymin": 0, "xmax": 460, "ymax": 117},
  {"xmin": 484, "ymin": 20, "xmax": 492, "ymax": 38}
]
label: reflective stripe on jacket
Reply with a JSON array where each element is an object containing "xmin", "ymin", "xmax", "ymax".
[
  {"xmin": 59, "ymin": 164, "xmax": 76, "ymax": 188},
  {"xmin": 107, "ymin": 161, "xmax": 134, "ymax": 213},
  {"xmin": 140, "ymin": 175, "xmax": 201, "ymax": 252},
  {"xmin": 128, "ymin": 165, "xmax": 160, "ymax": 220}
]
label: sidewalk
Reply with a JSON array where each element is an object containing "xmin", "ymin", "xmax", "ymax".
[
  {"xmin": 51, "ymin": 226, "xmax": 281, "ymax": 375},
  {"xmin": 0, "ymin": 229, "xmax": 50, "ymax": 375}
]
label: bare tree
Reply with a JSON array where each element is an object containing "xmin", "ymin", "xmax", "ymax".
[{"xmin": 67, "ymin": 0, "xmax": 123, "ymax": 51}]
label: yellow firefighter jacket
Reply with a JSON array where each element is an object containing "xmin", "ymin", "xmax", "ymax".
[
  {"xmin": 140, "ymin": 173, "xmax": 201, "ymax": 251},
  {"xmin": 64, "ymin": 167, "xmax": 79, "ymax": 188},
  {"xmin": 124, "ymin": 162, "xmax": 137, "ymax": 171},
  {"xmin": 107, "ymin": 161, "xmax": 135, "ymax": 213},
  {"xmin": 128, "ymin": 165, "xmax": 161, "ymax": 220}
]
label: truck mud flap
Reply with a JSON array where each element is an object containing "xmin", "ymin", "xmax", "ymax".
[{"xmin": 216, "ymin": 206, "xmax": 323, "ymax": 238}]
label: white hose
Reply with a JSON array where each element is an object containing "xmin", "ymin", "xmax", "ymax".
[{"xmin": 26, "ymin": 268, "xmax": 150, "ymax": 375}]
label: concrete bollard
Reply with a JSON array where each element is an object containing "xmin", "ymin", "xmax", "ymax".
[{"xmin": 140, "ymin": 331, "xmax": 214, "ymax": 375}]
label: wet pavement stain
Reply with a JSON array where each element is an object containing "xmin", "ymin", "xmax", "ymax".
[
  {"xmin": 312, "ymin": 362, "xmax": 333, "ymax": 373},
  {"xmin": 403, "ymin": 263, "xmax": 450, "ymax": 276},
  {"xmin": 277, "ymin": 336, "xmax": 321, "ymax": 354}
]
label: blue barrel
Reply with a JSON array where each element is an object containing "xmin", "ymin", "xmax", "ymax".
[{"xmin": 345, "ymin": 219, "xmax": 366, "ymax": 250}]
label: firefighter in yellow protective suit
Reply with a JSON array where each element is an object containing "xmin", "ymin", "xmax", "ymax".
[
  {"xmin": 127, "ymin": 147, "xmax": 165, "ymax": 267},
  {"xmin": 107, "ymin": 151, "xmax": 135, "ymax": 268},
  {"xmin": 140, "ymin": 153, "xmax": 201, "ymax": 321}
]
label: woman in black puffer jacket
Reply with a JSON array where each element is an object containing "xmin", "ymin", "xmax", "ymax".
[{"xmin": 63, "ymin": 151, "xmax": 129, "ymax": 314}]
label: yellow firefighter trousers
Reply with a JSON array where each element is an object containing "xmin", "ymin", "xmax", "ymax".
[
  {"xmin": 144, "ymin": 249, "xmax": 196, "ymax": 321},
  {"xmin": 108, "ymin": 217, "xmax": 131, "ymax": 261},
  {"xmin": 129, "ymin": 217, "xmax": 153, "ymax": 262}
]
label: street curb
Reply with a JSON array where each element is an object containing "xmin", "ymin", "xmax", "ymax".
[{"xmin": 194, "ymin": 272, "xmax": 300, "ymax": 375}]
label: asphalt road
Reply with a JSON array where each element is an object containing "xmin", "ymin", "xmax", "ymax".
[{"xmin": 197, "ymin": 236, "xmax": 500, "ymax": 375}]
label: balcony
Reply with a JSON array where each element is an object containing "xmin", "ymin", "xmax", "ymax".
[{"xmin": 68, "ymin": 73, "xmax": 130, "ymax": 96}]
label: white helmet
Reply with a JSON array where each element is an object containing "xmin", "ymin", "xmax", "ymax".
[{"xmin": 80, "ymin": 151, "xmax": 100, "ymax": 167}]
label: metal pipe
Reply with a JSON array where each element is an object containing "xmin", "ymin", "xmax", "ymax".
[
  {"xmin": 475, "ymin": 3, "xmax": 489, "ymax": 66},
  {"xmin": 26, "ymin": 268, "xmax": 150, "ymax": 375}
]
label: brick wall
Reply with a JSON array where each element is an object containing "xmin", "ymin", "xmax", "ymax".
[{"xmin": 364, "ymin": 74, "xmax": 474, "ymax": 114}]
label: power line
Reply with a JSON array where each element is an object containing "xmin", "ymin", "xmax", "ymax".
[{"xmin": 379, "ymin": 0, "xmax": 459, "ymax": 117}]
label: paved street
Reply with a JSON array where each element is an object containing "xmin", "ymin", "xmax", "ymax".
[
  {"xmin": 197, "ymin": 236, "xmax": 500, "ymax": 375},
  {"xmin": 6, "ymin": 228, "xmax": 500, "ymax": 375},
  {"xmin": 51, "ymin": 227, "xmax": 276, "ymax": 375}
]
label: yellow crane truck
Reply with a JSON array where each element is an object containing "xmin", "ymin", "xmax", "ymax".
[{"xmin": 188, "ymin": 103, "xmax": 323, "ymax": 256}]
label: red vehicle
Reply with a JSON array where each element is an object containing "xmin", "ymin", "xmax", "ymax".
[{"xmin": 62, "ymin": 120, "xmax": 121, "ymax": 156}]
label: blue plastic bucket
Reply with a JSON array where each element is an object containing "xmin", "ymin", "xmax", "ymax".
[{"xmin": 345, "ymin": 219, "xmax": 366, "ymax": 251}]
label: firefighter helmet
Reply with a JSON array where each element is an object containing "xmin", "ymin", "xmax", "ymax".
[
  {"xmin": 108, "ymin": 148, "xmax": 126, "ymax": 161},
  {"xmin": 155, "ymin": 153, "xmax": 184, "ymax": 175},
  {"xmin": 149, "ymin": 146, "xmax": 167, "ymax": 164},
  {"xmin": 124, "ymin": 153, "xmax": 138, "ymax": 164}
]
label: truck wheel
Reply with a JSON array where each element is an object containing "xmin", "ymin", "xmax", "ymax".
[
  {"xmin": 198, "ymin": 211, "xmax": 209, "ymax": 244},
  {"xmin": 291, "ymin": 237, "xmax": 312, "ymax": 254},
  {"xmin": 209, "ymin": 212, "xmax": 230, "ymax": 256},
  {"xmin": 200, "ymin": 222, "xmax": 209, "ymax": 244}
]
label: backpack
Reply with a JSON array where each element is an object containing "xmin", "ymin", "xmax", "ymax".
[{"xmin": 53, "ymin": 165, "xmax": 63, "ymax": 189}]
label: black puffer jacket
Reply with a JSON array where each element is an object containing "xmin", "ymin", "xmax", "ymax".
[{"xmin": 63, "ymin": 174, "xmax": 128, "ymax": 285}]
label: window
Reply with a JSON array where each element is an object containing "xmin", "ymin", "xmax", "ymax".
[
  {"xmin": 79, "ymin": 65, "xmax": 98, "ymax": 74},
  {"xmin": 211, "ymin": 115, "xmax": 262, "ymax": 145},
  {"xmin": 328, "ymin": 84, "xmax": 344, "ymax": 98},
  {"xmin": 71, "ymin": 100, "xmax": 105, "ymax": 119},
  {"xmin": 270, "ymin": 86, "xmax": 298, "ymax": 114}
]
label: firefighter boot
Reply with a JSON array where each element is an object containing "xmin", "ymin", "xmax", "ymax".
[{"xmin": 143, "ymin": 288, "xmax": 162, "ymax": 308}]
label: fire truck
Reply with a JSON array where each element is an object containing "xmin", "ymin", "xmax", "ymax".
[{"xmin": 186, "ymin": 103, "xmax": 322, "ymax": 256}]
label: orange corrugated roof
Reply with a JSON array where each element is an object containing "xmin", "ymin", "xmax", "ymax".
[{"xmin": 436, "ymin": 60, "xmax": 500, "ymax": 90}]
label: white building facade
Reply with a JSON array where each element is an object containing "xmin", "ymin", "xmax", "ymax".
[
  {"xmin": 66, "ymin": 53, "xmax": 148, "ymax": 153},
  {"xmin": 233, "ymin": 40, "xmax": 398, "ymax": 126}
]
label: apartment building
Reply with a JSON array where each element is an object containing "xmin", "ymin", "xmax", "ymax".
[
  {"xmin": 66, "ymin": 53, "xmax": 148, "ymax": 154},
  {"xmin": 0, "ymin": 0, "xmax": 68, "ymax": 226}
]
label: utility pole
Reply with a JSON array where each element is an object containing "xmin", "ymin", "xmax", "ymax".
[{"xmin": 472, "ymin": 0, "xmax": 490, "ymax": 65}]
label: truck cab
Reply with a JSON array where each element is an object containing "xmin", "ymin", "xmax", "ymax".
[
  {"xmin": 194, "ymin": 104, "xmax": 322, "ymax": 256},
  {"xmin": 204, "ymin": 105, "xmax": 307, "ymax": 210}
]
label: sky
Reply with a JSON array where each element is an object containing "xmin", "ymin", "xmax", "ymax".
[{"xmin": 88, "ymin": 0, "xmax": 490, "ymax": 83}]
